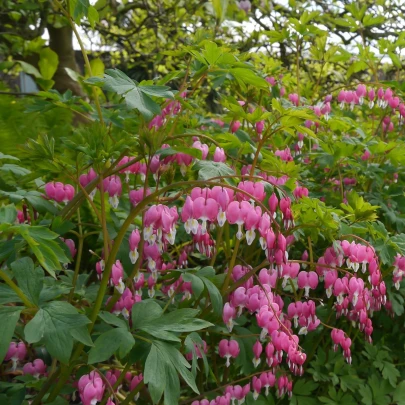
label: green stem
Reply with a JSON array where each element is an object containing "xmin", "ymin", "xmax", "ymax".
[
  {"xmin": 28, "ymin": 204, "xmax": 36, "ymax": 226},
  {"xmin": 60, "ymin": 155, "xmax": 143, "ymax": 220},
  {"xmin": 288, "ymin": 278, "xmax": 298, "ymax": 300},
  {"xmin": 209, "ymin": 225, "xmax": 223, "ymax": 267},
  {"xmin": 133, "ymin": 334, "xmax": 153, "ymax": 344},
  {"xmin": 68, "ymin": 206, "xmax": 83, "ymax": 302},
  {"xmin": 48, "ymin": 179, "xmax": 262, "ymax": 401},
  {"xmin": 53, "ymin": 0, "xmax": 104, "ymax": 125},
  {"xmin": 0, "ymin": 270, "xmax": 35, "ymax": 308},
  {"xmin": 46, "ymin": 363, "xmax": 73, "ymax": 402},
  {"xmin": 224, "ymin": 222, "xmax": 231, "ymax": 260},
  {"xmin": 99, "ymin": 177, "xmax": 110, "ymax": 256},
  {"xmin": 296, "ymin": 38, "xmax": 301, "ymax": 102},
  {"xmin": 221, "ymin": 238, "xmax": 241, "ymax": 294},
  {"xmin": 120, "ymin": 382, "xmax": 144, "ymax": 405},
  {"xmin": 31, "ymin": 367, "xmax": 60, "ymax": 405}
]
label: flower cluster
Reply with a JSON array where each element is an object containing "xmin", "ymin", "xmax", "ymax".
[{"xmin": 44, "ymin": 181, "xmax": 75, "ymax": 204}]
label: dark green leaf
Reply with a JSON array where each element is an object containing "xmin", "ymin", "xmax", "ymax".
[
  {"xmin": 103, "ymin": 69, "xmax": 172, "ymax": 120},
  {"xmin": 155, "ymin": 341, "xmax": 199, "ymax": 394},
  {"xmin": 99, "ymin": 311, "xmax": 128, "ymax": 329},
  {"xmin": 0, "ymin": 204, "xmax": 17, "ymax": 224},
  {"xmin": 88, "ymin": 328, "xmax": 135, "ymax": 363},
  {"xmin": 199, "ymin": 275, "xmax": 223, "ymax": 316},
  {"xmin": 144, "ymin": 344, "xmax": 166, "ymax": 403},
  {"xmin": 182, "ymin": 273, "xmax": 204, "ymax": 299},
  {"xmin": 193, "ymin": 160, "xmax": 235, "ymax": 181},
  {"xmin": 24, "ymin": 309, "xmax": 46, "ymax": 343},
  {"xmin": 44, "ymin": 329, "xmax": 73, "ymax": 364},
  {"xmin": 0, "ymin": 306, "xmax": 22, "ymax": 363},
  {"xmin": 25, "ymin": 302, "xmax": 90, "ymax": 363},
  {"xmin": 293, "ymin": 379, "xmax": 319, "ymax": 395},
  {"xmin": 70, "ymin": 326, "xmax": 94, "ymax": 347},
  {"xmin": 164, "ymin": 361, "xmax": 180, "ymax": 405},
  {"xmin": 11, "ymin": 258, "xmax": 43, "ymax": 306},
  {"xmin": 131, "ymin": 300, "xmax": 163, "ymax": 329},
  {"xmin": 0, "ymin": 164, "xmax": 30, "ymax": 176},
  {"xmin": 0, "ymin": 284, "xmax": 21, "ymax": 305},
  {"xmin": 139, "ymin": 85, "xmax": 174, "ymax": 99},
  {"xmin": 393, "ymin": 381, "xmax": 405, "ymax": 405}
]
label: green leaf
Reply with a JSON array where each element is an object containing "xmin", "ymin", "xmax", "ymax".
[
  {"xmin": 199, "ymin": 274, "xmax": 223, "ymax": 316},
  {"xmin": 11, "ymin": 257, "xmax": 43, "ymax": 306},
  {"xmin": 185, "ymin": 332, "xmax": 209, "ymax": 378},
  {"xmin": 0, "ymin": 285, "xmax": 21, "ymax": 305},
  {"xmin": 374, "ymin": 360, "xmax": 400, "ymax": 387},
  {"xmin": 232, "ymin": 326, "xmax": 255, "ymax": 375},
  {"xmin": 70, "ymin": 0, "xmax": 90, "ymax": 21},
  {"xmin": 155, "ymin": 340, "xmax": 199, "ymax": 394},
  {"xmin": 193, "ymin": 160, "xmax": 234, "ymax": 181},
  {"xmin": 24, "ymin": 309, "xmax": 46, "ymax": 343},
  {"xmin": 45, "ymin": 301, "xmax": 90, "ymax": 327},
  {"xmin": 390, "ymin": 233, "xmax": 405, "ymax": 255},
  {"xmin": 163, "ymin": 318, "xmax": 212, "ymax": 332},
  {"xmin": 24, "ymin": 302, "xmax": 90, "ymax": 363},
  {"xmin": 229, "ymin": 68, "xmax": 269, "ymax": 89},
  {"xmin": 44, "ymin": 330, "xmax": 73, "ymax": 363},
  {"xmin": 88, "ymin": 328, "xmax": 135, "ymax": 363},
  {"xmin": 363, "ymin": 14, "xmax": 385, "ymax": 27},
  {"xmin": 340, "ymin": 191, "xmax": 379, "ymax": 222},
  {"xmin": 16, "ymin": 225, "xmax": 70, "ymax": 277},
  {"xmin": 202, "ymin": 41, "xmax": 223, "ymax": 66},
  {"xmin": 0, "ymin": 164, "xmax": 30, "ymax": 176},
  {"xmin": 0, "ymin": 153, "xmax": 19, "ymax": 161},
  {"xmin": 212, "ymin": 0, "xmax": 229, "ymax": 23},
  {"xmin": 140, "ymin": 325, "xmax": 181, "ymax": 342},
  {"xmin": 389, "ymin": 52, "xmax": 402, "ymax": 69},
  {"xmin": 89, "ymin": 58, "xmax": 104, "ymax": 77},
  {"xmin": 38, "ymin": 48, "xmax": 59, "ymax": 81},
  {"xmin": 358, "ymin": 384, "xmax": 373, "ymax": 405},
  {"xmin": 139, "ymin": 307, "xmax": 212, "ymax": 335},
  {"xmin": 144, "ymin": 344, "xmax": 166, "ymax": 403},
  {"xmin": 124, "ymin": 89, "xmax": 161, "ymax": 120},
  {"xmin": 99, "ymin": 310, "xmax": 129, "ymax": 329},
  {"xmin": 156, "ymin": 146, "xmax": 202, "ymax": 160},
  {"xmin": 104, "ymin": 69, "xmax": 135, "ymax": 94},
  {"xmin": 293, "ymin": 379, "xmax": 319, "ymax": 395},
  {"xmin": 132, "ymin": 300, "xmax": 163, "ymax": 329},
  {"xmin": 182, "ymin": 273, "xmax": 204, "ymax": 299},
  {"xmin": 87, "ymin": 5, "xmax": 99, "ymax": 29},
  {"xmin": 16, "ymin": 61, "xmax": 42, "ymax": 79},
  {"xmin": 70, "ymin": 326, "xmax": 94, "ymax": 347},
  {"xmin": 0, "ymin": 204, "xmax": 17, "ymax": 224},
  {"xmin": 103, "ymin": 69, "xmax": 173, "ymax": 120},
  {"xmin": 25, "ymin": 194, "xmax": 59, "ymax": 215},
  {"xmin": 139, "ymin": 85, "xmax": 175, "ymax": 99},
  {"xmin": 393, "ymin": 381, "xmax": 405, "ymax": 405},
  {"xmin": 0, "ymin": 306, "xmax": 22, "ymax": 363},
  {"xmin": 65, "ymin": 67, "xmax": 81, "ymax": 82},
  {"xmin": 347, "ymin": 61, "xmax": 368, "ymax": 78},
  {"xmin": 164, "ymin": 361, "xmax": 180, "ymax": 405},
  {"xmin": 290, "ymin": 395, "xmax": 319, "ymax": 405},
  {"xmin": 374, "ymin": 239, "xmax": 396, "ymax": 266},
  {"xmin": 51, "ymin": 217, "xmax": 76, "ymax": 235},
  {"xmin": 47, "ymin": 397, "xmax": 69, "ymax": 405}
]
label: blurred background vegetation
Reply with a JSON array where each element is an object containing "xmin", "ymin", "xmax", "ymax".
[{"xmin": 1, "ymin": 0, "xmax": 405, "ymax": 154}]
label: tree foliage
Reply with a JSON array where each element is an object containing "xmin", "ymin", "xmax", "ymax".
[{"xmin": 0, "ymin": 1, "xmax": 405, "ymax": 405}]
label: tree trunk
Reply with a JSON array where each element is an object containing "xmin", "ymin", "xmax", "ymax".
[{"xmin": 47, "ymin": 25, "xmax": 84, "ymax": 96}]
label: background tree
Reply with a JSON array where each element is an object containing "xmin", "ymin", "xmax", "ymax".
[
  {"xmin": 1, "ymin": 1, "xmax": 405, "ymax": 405},
  {"xmin": 1, "ymin": 1, "xmax": 405, "ymax": 96}
]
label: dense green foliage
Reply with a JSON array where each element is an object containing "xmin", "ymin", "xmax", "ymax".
[{"xmin": 0, "ymin": 1, "xmax": 405, "ymax": 405}]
